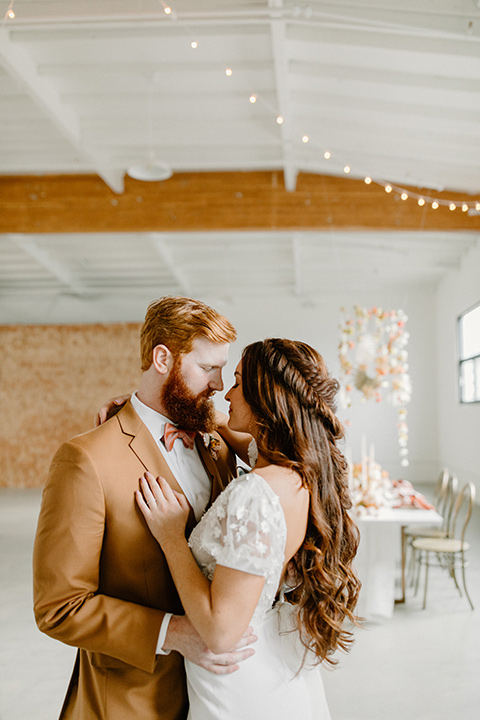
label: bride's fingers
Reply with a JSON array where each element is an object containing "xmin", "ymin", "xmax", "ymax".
[
  {"xmin": 140, "ymin": 474, "xmax": 160, "ymax": 508},
  {"xmin": 172, "ymin": 489, "xmax": 190, "ymax": 511},
  {"xmin": 156, "ymin": 476, "xmax": 180, "ymax": 504}
]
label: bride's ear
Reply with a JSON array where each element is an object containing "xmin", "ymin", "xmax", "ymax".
[{"xmin": 152, "ymin": 344, "xmax": 173, "ymax": 375}]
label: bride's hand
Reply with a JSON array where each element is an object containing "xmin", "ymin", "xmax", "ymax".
[
  {"xmin": 94, "ymin": 395, "xmax": 130, "ymax": 427},
  {"xmin": 135, "ymin": 471, "xmax": 190, "ymax": 547},
  {"xmin": 214, "ymin": 409, "xmax": 229, "ymax": 430}
]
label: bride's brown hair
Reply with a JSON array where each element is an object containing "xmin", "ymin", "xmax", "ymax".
[{"xmin": 241, "ymin": 338, "xmax": 361, "ymax": 665}]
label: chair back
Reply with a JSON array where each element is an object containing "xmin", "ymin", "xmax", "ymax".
[
  {"xmin": 433, "ymin": 468, "xmax": 449, "ymax": 508},
  {"xmin": 439, "ymin": 474, "xmax": 458, "ymax": 536},
  {"xmin": 451, "ymin": 481, "xmax": 476, "ymax": 545}
]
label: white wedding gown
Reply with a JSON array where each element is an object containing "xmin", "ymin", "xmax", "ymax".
[{"xmin": 186, "ymin": 472, "xmax": 332, "ymax": 720}]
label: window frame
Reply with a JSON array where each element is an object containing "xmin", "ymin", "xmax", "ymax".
[{"xmin": 458, "ymin": 301, "xmax": 480, "ymax": 404}]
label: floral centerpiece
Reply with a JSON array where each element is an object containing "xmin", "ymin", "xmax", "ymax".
[{"xmin": 349, "ymin": 458, "xmax": 433, "ymax": 515}]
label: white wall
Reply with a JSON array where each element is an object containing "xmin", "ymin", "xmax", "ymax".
[{"xmin": 436, "ymin": 238, "xmax": 480, "ymax": 499}]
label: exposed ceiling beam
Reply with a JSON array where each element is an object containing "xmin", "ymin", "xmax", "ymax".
[
  {"xmin": 10, "ymin": 235, "xmax": 90, "ymax": 295},
  {"xmin": 0, "ymin": 25, "xmax": 124, "ymax": 194},
  {"xmin": 149, "ymin": 234, "xmax": 192, "ymax": 295}
]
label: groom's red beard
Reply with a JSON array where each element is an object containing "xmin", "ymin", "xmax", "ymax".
[{"xmin": 161, "ymin": 358, "xmax": 216, "ymax": 433}]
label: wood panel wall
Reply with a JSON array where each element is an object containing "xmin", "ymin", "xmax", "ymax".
[
  {"xmin": 0, "ymin": 323, "xmax": 141, "ymax": 488},
  {"xmin": 1, "ymin": 172, "xmax": 480, "ymax": 232}
]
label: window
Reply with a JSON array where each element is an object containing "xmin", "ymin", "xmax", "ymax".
[{"xmin": 458, "ymin": 302, "xmax": 480, "ymax": 403}]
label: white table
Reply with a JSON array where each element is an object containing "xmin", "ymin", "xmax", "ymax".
[{"xmin": 353, "ymin": 507, "xmax": 442, "ymax": 621}]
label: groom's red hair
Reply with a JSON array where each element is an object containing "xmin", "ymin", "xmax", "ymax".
[{"xmin": 140, "ymin": 296, "xmax": 236, "ymax": 371}]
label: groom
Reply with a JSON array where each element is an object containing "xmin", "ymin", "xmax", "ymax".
[{"xmin": 33, "ymin": 296, "xmax": 256, "ymax": 720}]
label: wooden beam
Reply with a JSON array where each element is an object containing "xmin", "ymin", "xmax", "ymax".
[{"xmin": 1, "ymin": 172, "xmax": 480, "ymax": 233}]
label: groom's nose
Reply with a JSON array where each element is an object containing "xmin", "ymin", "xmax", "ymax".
[{"xmin": 208, "ymin": 369, "xmax": 224, "ymax": 392}]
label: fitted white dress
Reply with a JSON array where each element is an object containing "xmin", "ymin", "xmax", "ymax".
[{"xmin": 186, "ymin": 472, "xmax": 332, "ymax": 720}]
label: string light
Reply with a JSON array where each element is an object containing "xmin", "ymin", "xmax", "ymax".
[
  {"xmin": 168, "ymin": 3, "xmax": 480, "ymax": 217},
  {"xmin": 4, "ymin": 1, "xmax": 15, "ymax": 20}
]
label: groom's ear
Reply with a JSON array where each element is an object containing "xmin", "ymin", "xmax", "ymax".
[{"xmin": 152, "ymin": 344, "xmax": 173, "ymax": 375}]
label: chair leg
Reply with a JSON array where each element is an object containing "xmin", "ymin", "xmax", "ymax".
[
  {"xmin": 414, "ymin": 551, "xmax": 422, "ymax": 595},
  {"xmin": 461, "ymin": 553, "xmax": 475, "ymax": 611},
  {"xmin": 422, "ymin": 551, "xmax": 430, "ymax": 610},
  {"xmin": 449, "ymin": 554, "xmax": 463, "ymax": 596},
  {"xmin": 408, "ymin": 542, "xmax": 417, "ymax": 586},
  {"xmin": 400, "ymin": 528, "xmax": 407, "ymax": 602}
]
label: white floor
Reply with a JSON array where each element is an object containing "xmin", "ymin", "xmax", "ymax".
[{"xmin": 1, "ymin": 487, "xmax": 479, "ymax": 720}]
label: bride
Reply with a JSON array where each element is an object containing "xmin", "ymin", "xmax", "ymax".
[{"xmin": 135, "ymin": 338, "xmax": 360, "ymax": 719}]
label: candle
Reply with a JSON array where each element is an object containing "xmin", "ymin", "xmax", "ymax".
[
  {"xmin": 369, "ymin": 442, "xmax": 375, "ymax": 477},
  {"xmin": 361, "ymin": 434, "xmax": 367, "ymax": 489}
]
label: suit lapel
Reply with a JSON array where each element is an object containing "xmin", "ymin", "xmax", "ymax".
[
  {"xmin": 196, "ymin": 433, "xmax": 227, "ymax": 507},
  {"xmin": 116, "ymin": 400, "xmax": 183, "ymax": 496}
]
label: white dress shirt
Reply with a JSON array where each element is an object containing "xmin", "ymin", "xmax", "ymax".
[{"xmin": 130, "ymin": 392, "xmax": 213, "ymax": 654}]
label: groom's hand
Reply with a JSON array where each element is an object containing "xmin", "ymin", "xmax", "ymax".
[{"xmin": 164, "ymin": 615, "xmax": 257, "ymax": 675}]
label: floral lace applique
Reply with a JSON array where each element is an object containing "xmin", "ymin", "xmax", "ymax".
[{"xmin": 188, "ymin": 472, "xmax": 287, "ymax": 618}]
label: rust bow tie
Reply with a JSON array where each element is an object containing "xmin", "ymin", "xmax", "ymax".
[{"xmin": 162, "ymin": 422, "xmax": 196, "ymax": 452}]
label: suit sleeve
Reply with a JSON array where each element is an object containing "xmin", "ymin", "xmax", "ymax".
[{"xmin": 33, "ymin": 440, "xmax": 164, "ymax": 673}]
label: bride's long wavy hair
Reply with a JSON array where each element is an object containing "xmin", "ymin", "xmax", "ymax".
[{"xmin": 241, "ymin": 338, "xmax": 361, "ymax": 665}]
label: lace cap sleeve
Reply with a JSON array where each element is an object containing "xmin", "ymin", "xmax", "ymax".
[{"xmin": 200, "ymin": 473, "xmax": 286, "ymax": 578}]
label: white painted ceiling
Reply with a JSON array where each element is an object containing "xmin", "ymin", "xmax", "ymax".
[{"xmin": 1, "ymin": 0, "xmax": 480, "ymax": 321}]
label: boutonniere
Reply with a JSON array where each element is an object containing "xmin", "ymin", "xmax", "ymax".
[{"xmin": 203, "ymin": 433, "xmax": 221, "ymax": 461}]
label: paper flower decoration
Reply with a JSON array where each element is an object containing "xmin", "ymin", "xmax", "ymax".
[{"xmin": 338, "ymin": 305, "xmax": 411, "ymax": 467}]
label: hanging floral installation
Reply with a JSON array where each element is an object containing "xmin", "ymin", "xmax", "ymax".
[{"xmin": 338, "ymin": 305, "xmax": 411, "ymax": 468}]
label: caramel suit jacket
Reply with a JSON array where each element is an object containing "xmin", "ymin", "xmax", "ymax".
[{"xmin": 33, "ymin": 400, "xmax": 237, "ymax": 720}]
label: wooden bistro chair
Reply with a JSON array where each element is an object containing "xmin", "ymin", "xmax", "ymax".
[
  {"xmin": 412, "ymin": 481, "xmax": 476, "ymax": 610},
  {"xmin": 400, "ymin": 469, "xmax": 454, "ymax": 598}
]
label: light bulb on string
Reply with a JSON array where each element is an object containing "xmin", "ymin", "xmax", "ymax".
[
  {"xmin": 432, "ymin": 201, "xmax": 439, "ymax": 209},
  {"xmin": 343, "ymin": 165, "xmax": 351, "ymax": 174},
  {"xmin": 418, "ymin": 198, "xmax": 425, "ymax": 206},
  {"xmin": 385, "ymin": 185, "xmax": 392, "ymax": 193},
  {"xmin": 5, "ymin": 1, "xmax": 15, "ymax": 19},
  {"xmin": 401, "ymin": 192, "xmax": 408, "ymax": 200},
  {"xmin": 164, "ymin": 5, "xmax": 172, "ymax": 14},
  {"xmin": 249, "ymin": 95, "xmax": 257, "ymax": 104},
  {"xmin": 324, "ymin": 151, "xmax": 331, "ymax": 159},
  {"xmin": 191, "ymin": 41, "xmax": 198, "ymax": 49},
  {"xmin": 225, "ymin": 68, "xmax": 233, "ymax": 77},
  {"xmin": 462, "ymin": 203, "xmax": 469, "ymax": 212},
  {"xmin": 476, "ymin": 203, "xmax": 480, "ymax": 211},
  {"xmin": 302, "ymin": 135, "xmax": 309, "ymax": 143},
  {"xmin": 364, "ymin": 176, "xmax": 372, "ymax": 184},
  {"xmin": 276, "ymin": 115, "xmax": 284, "ymax": 125},
  {"xmin": 449, "ymin": 203, "xmax": 456, "ymax": 211}
]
